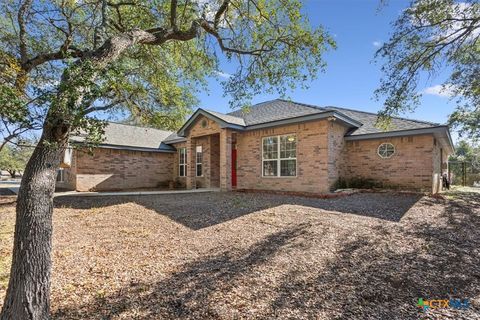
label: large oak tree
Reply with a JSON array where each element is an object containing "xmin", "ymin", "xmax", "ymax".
[{"xmin": 0, "ymin": 0, "xmax": 334, "ymax": 318}]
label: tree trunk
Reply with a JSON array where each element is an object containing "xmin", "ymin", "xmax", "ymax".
[
  {"xmin": 0, "ymin": 123, "xmax": 67, "ymax": 320},
  {"xmin": 0, "ymin": 28, "xmax": 163, "ymax": 319}
]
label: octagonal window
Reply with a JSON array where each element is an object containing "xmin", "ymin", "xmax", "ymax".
[{"xmin": 378, "ymin": 143, "xmax": 395, "ymax": 159}]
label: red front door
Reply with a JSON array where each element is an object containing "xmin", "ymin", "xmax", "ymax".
[{"xmin": 231, "ymin": 148, "xmax": 237, "ymax": 188}]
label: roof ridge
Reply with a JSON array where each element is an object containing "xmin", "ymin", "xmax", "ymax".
[
  {"xmin": 226, "ymin": 99, "xmax": 282, "ymax": 115},
  {"xmin": 204, "ymin": 108, "xmax": 243, "ymax": 119},
  {"xmin": 277, "ymin": 98, "xmax": 440, "ymax": 126},
  {"xmin": 202, "ymin": 108, "xmax": 225, "ymax": 114},
  {"xmin": 275, "ymin": 98, "xmax": 328, "ymax": 112}
]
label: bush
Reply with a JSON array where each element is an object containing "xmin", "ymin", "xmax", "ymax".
[{"xmin": 334, "ymin": 177, "xmax": 384, "ymax": 190}]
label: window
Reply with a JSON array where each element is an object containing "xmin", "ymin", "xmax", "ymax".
[
  {"xmin": 262, "ymin": 134, "xmax": 296, "ymax": 177},
  {"xmin": 377, "ymin": 143, "xmax": 395, "ymax": 159},
  {"xmin": 179, "ymin": 148, "xmax": 187, "ymax": 177},
  {"xmin": 196, "ymin": 145, "xmax": 203, "ymax": 177},
  {"xmin": 56, "ymin": 168, "xmax": 65, "ymax": 182}
]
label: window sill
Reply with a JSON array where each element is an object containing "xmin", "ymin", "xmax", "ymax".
[{"xmin": 261, "ymin": 176, "xmax": 297, "ymax": 179}]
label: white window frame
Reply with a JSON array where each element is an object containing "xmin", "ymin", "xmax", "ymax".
[
  {"xmin": 179, "ymin": 147, "xmax": 187, "ymax": 177},
  {"xmin": 262, "ymin": 134, "xmax": 297, "ymax": 177},
  {"xmin": 196, "ymin": 145, "xmax": 203, "ymax": 177},
  {"xmin": 377, "ymin": 143, "xmax": 395, "ymax": 159}
]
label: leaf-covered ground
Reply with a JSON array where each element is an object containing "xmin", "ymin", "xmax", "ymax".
[{"xmin": 0, "ymin": 189, "xmax": 479, "ymax": 319}]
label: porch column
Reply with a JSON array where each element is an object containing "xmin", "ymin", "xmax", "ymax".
[
  {"xmin": 219, "ymin": 128, "xmax": 232, "ymax": 191},
  {"xmin": 186, "ymin": 137, "xmax": 196, "ymax": 189},
  {"xmin": 204, "ymin": 135, "xmax": 212, "ymax": 188}
]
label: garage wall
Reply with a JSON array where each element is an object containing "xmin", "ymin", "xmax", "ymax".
[
  {"xmin": 74, "ymin": 148, "xmax": 174, "ymax": 191},
  {"xmin": 341, "ymin": 134, "xmax": 435, "ymax": 191}
]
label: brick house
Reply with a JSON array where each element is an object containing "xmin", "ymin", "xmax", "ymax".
[{"xmin": 57, "ymin": 99, "xmax": 454, "ymax": 193}]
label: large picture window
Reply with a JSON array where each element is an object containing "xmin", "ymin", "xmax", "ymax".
[
  {"xmin": 262, "ymin": 134, "xmax": 297, "ymax": 177},
  {"xmin": 179, "ymin": 147, "xmax": 187, "ymax": 177},
  {"xmin": 196, "ymin": 145, "xmax": 203, "ymax": 177}
]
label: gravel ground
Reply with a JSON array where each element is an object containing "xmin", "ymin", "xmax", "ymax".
[{"xmin": 0, "ymin": 190, "xmax": 479, "ymax": 319}]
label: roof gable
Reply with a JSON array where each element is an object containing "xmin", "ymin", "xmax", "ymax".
[{"xmin": 177, "ymin": 109, "xmax": 245, "ymax": 137}]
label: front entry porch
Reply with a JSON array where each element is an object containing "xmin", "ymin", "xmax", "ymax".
[{"xmin": 185, "ymin": 129, "xmax": 237, "ymax": 191}]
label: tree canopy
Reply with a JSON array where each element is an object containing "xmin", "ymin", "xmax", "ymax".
[
  {"xmin": 0, "ymin": 1, "xmax": 336, "ymax": 318},
  {"xmin": 375, "ymin": 0, "xmax": 479, "ymax": 139},
  {"xmin": 0, "ymin": 143, "xmax": 34, "ymax": 177},
  {"xmin": 450, "ymin": 140, "xmax": 480, "ymax": 162},
  {"xmin": 0, "ymin": 0, "xmax": 335, "ymax": 141}
]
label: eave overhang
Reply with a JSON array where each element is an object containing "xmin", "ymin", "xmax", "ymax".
[
  {"xmin": 344, "ymin": 125, "xmax": 455, "ymax": 153},
  {"xmin": 70, "ymin": 141, "xmax": 176, "ymax": 153},
  {"xmin": 176, "ymin": 109, "xmax": 362, "ymax": 138}
]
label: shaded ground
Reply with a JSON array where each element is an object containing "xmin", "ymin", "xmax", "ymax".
[{"xmin": 0, "ymin": 190, "xmax": 479, "ymax": 319}]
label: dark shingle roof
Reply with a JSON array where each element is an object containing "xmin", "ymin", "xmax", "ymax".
[
  {"xmin": 164, "ymin": 131, "xmax": 185, "ymax": 143},
  {"xmin": 71, "ymin": 122, "xmax": 176, "ymax": 152},
  {"xmin": 227, "ymin": 99, "xmax": 439, "ymax": 135},
  {"xmin": 322, "ymin": 105, "xmax": 439, "ymax": 135},
  {"xmin": 204, "ymin": 109, "xmax": 245, "ymax": 126},
  {"xmin": 82, "ymin": 100, "xmax": 443, "ymax": 148},
  {"xmin": 228, "ymin": 99, "xmax": 324, "ymax": 126}
]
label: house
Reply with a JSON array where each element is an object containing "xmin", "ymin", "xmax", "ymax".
[{"xmin": 57, "ymin": 99, "xmax": 454, "ymax": 194}]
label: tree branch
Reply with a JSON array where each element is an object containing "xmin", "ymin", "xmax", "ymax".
[
  {"xmin": 83, "ymin": 99, "xmax": 125, "ymax": 114},
  {"xmin": 214, "ymin": 0, "xmax": 230, "ymax": 28},
  {"xmin": 22, "ymin": 48, "xmax": 86, "ymax": 72},
  {"xmin": 106, "ymin": 1, "xmax": 136, "ymax": 8},
  {"xmin": 17, "ymin": 0, "xmax": 33, "ymax": 64},
  {"xmin": 170, "ymin": 0, "xmax": 177, "ymax": 29},
  {"xmin": 199, "ymin": 20, "xmax": 269, "ymax": 55}
]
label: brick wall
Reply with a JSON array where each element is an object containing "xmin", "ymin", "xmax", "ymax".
[
  {"xmin": 74, "ymin": 148, "xmax": 173, "ymax": 191},
  {"xmin": 64, "ymin": 115, "xmax": 445, "ymax": 193},
  {"xmin": 188, "ymin": 115, "xmax": 221, "ymax": 137},
  {"xmin": 172, "ymin": 142, "xmax": 187, "ymax": 188},
  {"xmin": 432, "ymin": 139, "xmax": 449, "ymax": 193},
  {"xmin": 328, "ymin": 122, "xmax": 349, "ymax": 189},
  {"xmin": 171, "ymin": 133, "xmax": 221, "ymax": 189},
  {"xmin": 236, "ymin": 120, "xmax": 331, "ymax": 193},
  {"xmin": 219, "ymin": 129, "xmax": 233, "ymax": 191},
  {"xmin": 186, "ymin": 115, "xmax": 223, "ymax": 189},
  {"xmin": 234, "ymin": 121, "xmax": 440, "ymax": 193},
  {"xmin": 210, "ymin": 135, "xmax": 220, "ymax": 187},
  {"xmin": 341, "ymin": 134, "xmax": 435, "ymax": 191},
  {"xmin": 192, "ymin": 136, "xmax": 209, "ymax": 188}
]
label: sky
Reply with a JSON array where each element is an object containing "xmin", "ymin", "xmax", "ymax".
[{"xmin": 195, "ymin": 0, "xmax": 460, "ymax": 141}]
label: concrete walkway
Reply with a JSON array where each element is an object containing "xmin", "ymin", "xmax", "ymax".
[
  {"xmin": 54, "ymin": 188, "xmax": 221, "ymax": 197},
  {"xmin": 1, "ymin": 180, "xmax": 220, "ymax": 197}
]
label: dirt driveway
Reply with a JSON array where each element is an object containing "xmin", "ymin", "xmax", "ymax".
[{"xmin": 1, "ymin": 189, "xmax": 479, "ymax": 319}]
